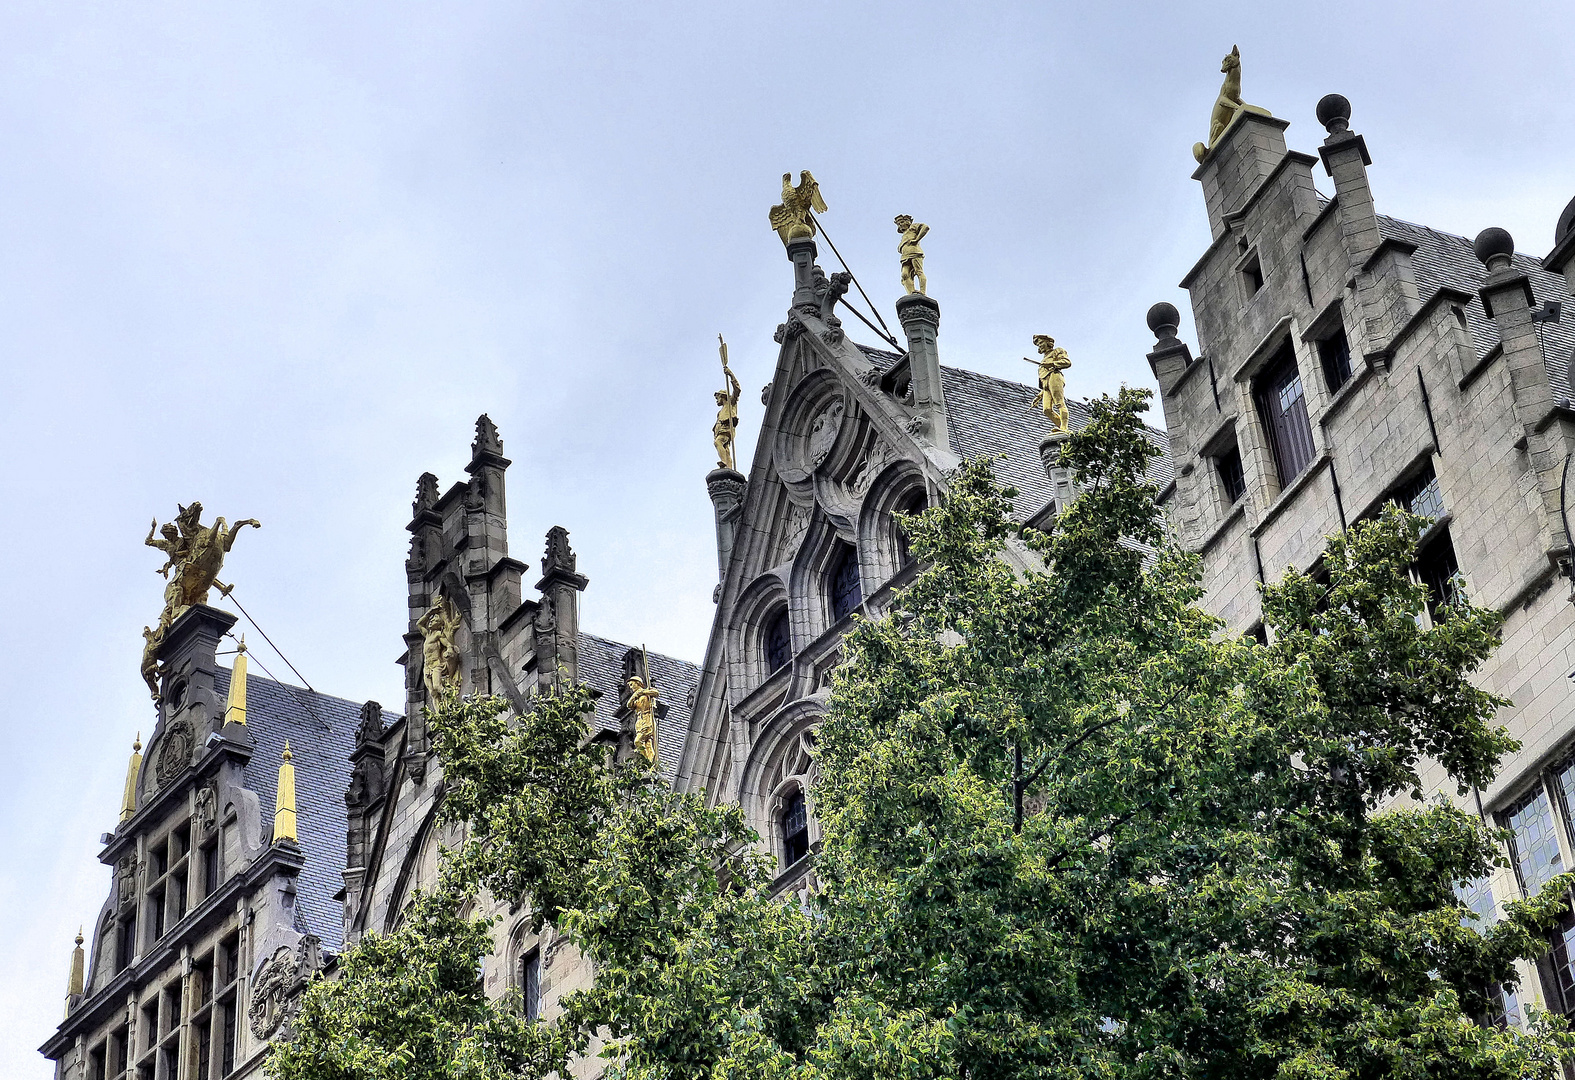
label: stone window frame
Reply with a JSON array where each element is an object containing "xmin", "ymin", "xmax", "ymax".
[
  {"xmin": 1232, "ymin": 320, "xmax": 1331, "ymax": 506},
  {"xmin": 731, "ymin": 572, "xmax": 792, "ymax": 694},
  {"xmin": 507, "ymin": 918, "xmax": 544, "ymax": 1021},
  {"xmin": 789, "ymin": 512, "xmax": 864, "ymax": 645},
  {"xmin": 739, "ymin": 701, "xmax": 822, "ymax": 869},
  {"xmin": 855, "ymin": 458, "xmax": 928, "ymax": 591}
]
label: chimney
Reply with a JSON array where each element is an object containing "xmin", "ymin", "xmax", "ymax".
[{"xmin": 894, "ymin": 292, "xmax": 950, "ymax": 450}]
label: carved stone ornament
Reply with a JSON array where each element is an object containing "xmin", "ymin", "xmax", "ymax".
[
  {"xmin": 849, "ymin": 437, "xmax": 895, "ymax": 498},
  {"xmin": 248, "ymin": 935, "xmax": 323, "ymax": 1041},
  {"xmin": 807, "ymin": 399, "xmax": 845, "ymax": 470},
  {"xmin": 760, "ymin": 381, "xmax": 773, "ymax": 406},
  {"xmin": 775, "ymin": 503, "xmax": 812, "ymax": 566},
  {"xmin": 154, "ymin": 720, "xmax": 195, "ymax": 789},
  {"xmin": 773, "ymin": 314, "xmax": 806, "ymax": 345},
  {"xmin": 117, "ymin": 856, "xmax": 137, "ymax": 908},
  {"xmin": 194, "ymin": 785, "xmax": 217, "ymax": 831}
]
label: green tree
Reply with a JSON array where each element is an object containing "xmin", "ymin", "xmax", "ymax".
[{"xmin": 272, "ymin": 388, "xmax": 1575, "ymax": 1080}]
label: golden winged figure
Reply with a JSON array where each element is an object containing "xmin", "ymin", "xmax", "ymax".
[{"xmin": 769, "ymin": 170, "xmax": 828, "ymax": 246}]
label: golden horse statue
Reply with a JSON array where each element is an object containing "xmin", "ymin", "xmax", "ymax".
[{"xmin": 146, "ymin": 502, "xmax": 261, "ymax": 624}]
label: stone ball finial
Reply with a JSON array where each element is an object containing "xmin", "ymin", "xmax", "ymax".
[
  {"xmin": 1146, "ymin": 302, "xmax": 1181, "ymax": 340},
  {"xmin": 1556, "ymin": 194, "xmax": 1575, "ymax": 245},
  {"xmin": 1316, "ymin": 94, "xmax": 1352, "ymax": 134},
  {"xmin": 1473, "ymin": 227, "xmax": 1515, "ymax": 270}
]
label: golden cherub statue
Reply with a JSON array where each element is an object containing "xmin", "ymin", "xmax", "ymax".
[
  {"xmin": 713, "ymin": 334, "xmax": 742, "ymax": 471},
  {"xmin": 416, "ymin": 594, "xmax": 464, "ymax": 699},
  {"xmin": 1193, "ymin": 46, "xmax": 1274, "ymax": 163},
  {"xmin": 895, "ymin": 214, "xmax": 929, "ymax": 295},
  {"xmin": 768, "ymin": 171, "xmax": 827, "ymax": 245},
  {"xmin": 1024, "ymin": 335, "xmax": 1072, "ymax": 433},
  {"xmin": 626, "ymin": 675, "xmax": 660, "ymax": 765},
  {"xmin": 146, "ymin": 502, "xmax": 260, "ymax": 629}
]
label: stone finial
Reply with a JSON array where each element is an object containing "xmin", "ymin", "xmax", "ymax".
[
  {"xmin": 1474, "ymin": 227, "xmax": 1515, "ymax": 272},
  {"xmin": 413, "ymin": 472, "xmax": 440, "ymax": 517},
  {"xmin": 542, "ymin": 525, "xmax": 577, "ymax": 576},
  {"xmin": 356, "ymin": 700, "xmax": 384, "ymax": 745},
  {"xmin": 472, "ymin": 414, "xmax": 504, "ymax": 461},
  {"xmin": 1556, "ymin": 195, "xmax": 1575, "ymax": 246},
  {"xmin": 1315, "ymin": 94, "xmax": 1351, "ymax": 136},
  {"xmin": 1146, "ymin": 302, "xmax": 1181, "ymax": 342}
]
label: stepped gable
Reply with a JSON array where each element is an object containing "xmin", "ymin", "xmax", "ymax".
[
  {"xmin": 578, "ymin": 632, "xmax": 701, "ymax": 782},
  {"xmin": 1376, "ymin": 213, "xmax": 1575, "ymax": 388},
  {"xmin": 213, "ymin": 665, "xmax": 399, "ymax": 951}
]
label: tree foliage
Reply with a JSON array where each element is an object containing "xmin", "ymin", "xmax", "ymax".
[{"xmin": 272, "ymin": 388, "xmax": 1575, "ymax": 1080}]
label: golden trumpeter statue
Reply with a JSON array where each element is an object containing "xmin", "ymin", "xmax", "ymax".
[
  {"xmin": 895, "ymin": 214, "xmax": 929, "ymax": 295},
  {"xmin": 1193, "ymin": 45, "xmax": 1274, "ymax": 163},
  {"xmin": 145, "ymin": 502, "xmax": 260, "ymax": 625},
  {"xmin": 768, "ymin": 171, "xmax": 827, "ymax": 245},
  {"xmin": 416, "ymin": 594, "xmax": 464, "ymax": 700},
  {"xmin": 713, "ymin": 334, "xmax": 742, "ymax": 470},
  {"xmin": 626, "ymin": 672, "xmax": 660, "ymax": 765},
  {"xmin": 1024, "ymin": 334, "xmax": 1072, "ymax": 434}
]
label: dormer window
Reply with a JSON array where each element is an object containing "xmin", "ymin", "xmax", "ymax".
[
  {"xmin": 829, "ymin": 543, "xmax": 862, "ymax": 622},
  {"xmin": 1215, "ymin": 443, "xmax": 1247, "ymax": 504},
  {"xmin": 764, "ymin": 609, "xmax": 791, "ymax": 674},
  {"xmin": 1254, "ymin": 344, "xmax": 1315, "ymax": 487}
]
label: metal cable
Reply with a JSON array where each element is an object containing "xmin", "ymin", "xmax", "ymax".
[{"xmin": 808, "ymin": 212, "xmax": 902, "ymax": 346}]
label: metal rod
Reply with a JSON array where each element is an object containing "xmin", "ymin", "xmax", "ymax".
[
  {"xmin": 809, "ymin": 212, "xmax": 899, "ymax": 344},
  {"xmin": 836, "ymin": 296, "xmax": 905, "ymax": 354}
]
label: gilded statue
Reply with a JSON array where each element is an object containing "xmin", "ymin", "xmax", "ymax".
[
  {"xmin": 713, "ymin": 335, "xmax": 742, "ymax": 470},
  {"xmin": 1024, "ymin": 335, "xmax": 1072, "ymax": 433},
  {"xmin": 894, "ymin": 214, "xmax": 929, "ymax": 295},
  {"xmin": 146, "ymin": 502, "xmax": 260, "ymax": 628},
  {"xmin": 1193, "ymin": 46, "xmax": 1274, "ymax": 163},
  {"xmin": 626, "ymin": 675, "xmax": 660, "ymax": 765},
  {"xmin": 768, "ymin": 171, "xmax": 828, "ymax": 245},
  {"xmin": 140, "ymin": 625, "xmax": 164, "ymax": 701},
  {"xmin": 416, "ymin": 594, "xmax": 463, "ymax": 699}
]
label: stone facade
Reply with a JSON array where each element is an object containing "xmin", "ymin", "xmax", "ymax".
[
  {"xmin": 44, "ymin": 77, "xmax": 1575, "ymax": 1079},
  {"xmin": 1151, "ymin": 92, "xmax": 1575, "ymax": 1025}
]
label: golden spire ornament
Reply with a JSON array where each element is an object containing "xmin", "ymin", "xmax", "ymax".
[
  {"xmin": 225, "ymin": 637, "xmax": 248, "ymax": 726},
  {"xmin": 273, "ymin": 742, "xmax": 298, "ymax": 845},
  {"xmin": 66, "ymin": 928, "xmax": 85, "ymax": 998},
  {"xmin": 119, "ymin": 735, "xmax": 143, "ymax": 823},
  {"xmin": 713, "ymin": 335, "xmax": 742, "ymax": 471}
]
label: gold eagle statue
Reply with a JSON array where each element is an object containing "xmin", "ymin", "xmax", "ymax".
[{"xmin": 769, "ymin": 170, "xmax": 828, "ymax": 245}]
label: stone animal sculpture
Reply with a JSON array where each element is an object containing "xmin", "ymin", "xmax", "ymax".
[{"xmin": 1192, "ymin": 45, "xmax": 1272, "ymax": 163}]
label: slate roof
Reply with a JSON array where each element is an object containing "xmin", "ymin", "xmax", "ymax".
[
  {"xmin": 212, "ymin": 665, "xmax": 397, "ymax": 952},
  {"xmin": 1375, "ymin": 214, "xmax": 1575, "ymax": 392},
  {"xmin": 578, "ymin": 632, "xmax": 702, "ymax": 783},
  {"xmin": 857, "ymin": 345, "xmax": 1174, "ymax": 520}
]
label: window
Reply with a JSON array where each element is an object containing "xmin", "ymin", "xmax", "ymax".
[
  {"xmin": 219, "ymin": 1001, "xmax": 235, "ymax": 1076},
  {"xmin": 1397, "ymin": 466, "xmax": 1445, "ymax": 521},
  {"xmin": 1241, "ymin": 250, "xmax": 1264, "ymax": 296},
  {"xmin": 116, "ymin": 914, "xmax": 136, "ymax": 973},
  {"xmin": 1317, "ymin": 326, "xmax": 1353, "ymax": 394},
  {"xmin": 1547, "ymin": 910, "xmax": 1575, "ymax": 1017},
  {"xmin": 1254, "ymin": 345, "xmax": 1316, "ymax": 487},
  {"xmin": 1504, "ymin": 785, "xmax": 1565, "ymax": 895},
  {"xmin": 895, "ymin": 490, "xmax": 927, "ymax": 568},
  {"xmin": 171, "ymin": 869, "xmax": 187, "ymax": 923},
  {"xmin": 519, "ymin": 948, "xmax": 542, "ymax": 1022},
  {"xmin": 781, "ymin": 789, "xmax": 809, "ymax": 867},
  {"xmin": 148, "ymin": 886, "xmax": 166, "ymax": 943},
  {"xmin": 110, "ymin": 1028, "xmax": 128, "ymax": 1080},
  {"xmin": 1215, "ymin": 444, "xmax": 1246, "ymax": 504},
  {"xmin": 195, "ymin": 1021, "xmax": 210, "ymax": 1080},
  {"xmin": 1415, "ymin": 529, "xmax": 1461, "ymax": 620},
  {"xmin": 829, "ymin": 544, "xmax": 862, "ymax": 622},
  {"xmin": 88, "ymin": 1044, "xmax": 106, "ymax": 1080},
  {"xmin": 764, "ymin": 609, "xmax": 791, "ymax": 674},
  {"xmin": 202, "ymin": 842, "xmax": 218, "ymax": 899}
]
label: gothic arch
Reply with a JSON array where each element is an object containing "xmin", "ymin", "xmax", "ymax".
[
  {"xmin": 738, "ymin": 697, "xmax": 824, "ymax": 848},
  {"xmin": 730, "ymin": 571, "xmax": 793, "ymax": 695},
  {"xmin": 384, "ymin": 792, "xmax": 445, "ymax": 933},
  {"xmin": 789, "ymin": 510, "xmax": 863, "ymax": 647},
  {"xmin": 857, "ymin": 458, "xmax": 928, "ymax": 591}
]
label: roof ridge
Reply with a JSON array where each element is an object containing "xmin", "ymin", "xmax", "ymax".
[{"xmin": 577, "ymin": 631, "xmax": 700, "ymax": 671}]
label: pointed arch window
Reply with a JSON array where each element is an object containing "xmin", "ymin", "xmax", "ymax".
[
  {"xmin": 829, "ymin": 543, "xmax": 862, "ymax": 622},
  {"xmin": 764, "ymin": 608, "xmax": 791, "ymax": 674},
  {"xmin": 781, "ymin": 788, "xmax": 809, "ymax": 867},
  {"xmin": 894, "ymin": 490, "xmax": 927, "ymax": 569}
]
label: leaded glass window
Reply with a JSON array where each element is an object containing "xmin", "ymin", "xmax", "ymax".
[
  {"xmin": 1254, "ymin": 345, "xmax": 1315, "ymax": 487},
  {"xmin": 764, "ymin": 609, "xmax": 791, "ymax": 674},
  {"xmin": 829, "ymin": 544, "xmax": 862, "ymax": 622},
  {"xmin": 1505, "ymin": 785, "xmax": 1565, "ymax": 895}
]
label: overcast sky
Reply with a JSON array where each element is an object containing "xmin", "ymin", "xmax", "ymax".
[{"xmin": 3, "ymin": 1, "xmax": 1572, "ymax": 1072}]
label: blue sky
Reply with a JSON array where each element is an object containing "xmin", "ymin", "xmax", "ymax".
[{"xmin": 3, "ymin": 2, "xmax": 1572, "ymax": 1073}]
